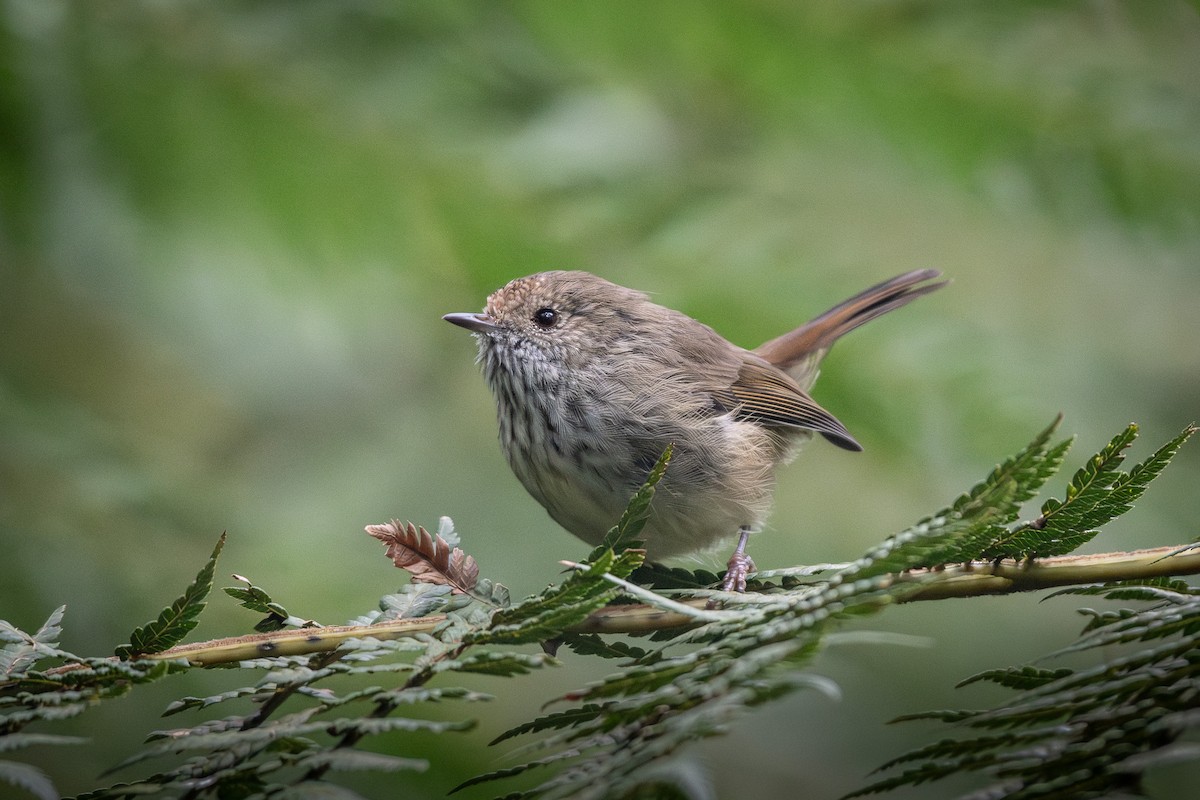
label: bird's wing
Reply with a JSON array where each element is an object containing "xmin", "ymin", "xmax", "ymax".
[{"xmin": 714, "ymin": 359, "xmax": 862, "ymax": 451}]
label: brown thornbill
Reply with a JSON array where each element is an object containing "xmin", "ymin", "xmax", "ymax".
[{"xmin": 445, "ymin": 270, "xmax": 945, "ymax": 591}]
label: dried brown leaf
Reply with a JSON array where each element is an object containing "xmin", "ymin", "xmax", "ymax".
[{"xmin": 366, "ymin": 520, "xmax": 480, "ymax": 594}]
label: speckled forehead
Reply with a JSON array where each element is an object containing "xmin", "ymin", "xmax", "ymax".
[
  {"xmin": 483, "ymin": 271, "xmax": 646, "ymax": 320},
  {"xmin": 485, "ymin": 274, "xmax": 550, "ymax": 317}
]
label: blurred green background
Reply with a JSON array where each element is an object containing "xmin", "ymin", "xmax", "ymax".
[{"xmin": 2, "ymin": 1, "xmax": 1198, "ymax": 798}]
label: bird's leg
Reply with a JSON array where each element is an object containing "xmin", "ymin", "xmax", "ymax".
[{"xmin": 721, "ymin": 527, "xmax": 756, "ymax": 592}]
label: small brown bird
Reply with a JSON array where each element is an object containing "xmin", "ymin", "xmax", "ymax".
[{"xmin": 445, "ymin": 270, "xmax": 945, "ymax": 591}]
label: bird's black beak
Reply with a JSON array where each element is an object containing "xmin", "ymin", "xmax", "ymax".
[{"xmin": 443, "ymin": 312, "xmax": 500, "ymax": 334}]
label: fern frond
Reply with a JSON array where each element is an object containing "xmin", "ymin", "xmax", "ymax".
[
  {"xmin": 594, "ymin": 443, "xmax": 673, "ymax": 557},
  {"xmin": 115, "ymin": 533, "xmax": 225, "ymax": 659},
  {"xmin": 3, "ymin": 419, "xmax": 1195, "ymax": 800},
  {"xmin": 855, "ymin": 566, "xmax": 1200, "ymax": 799},
  {"xmin": 224, "ymin": 575, "xmax": 316, "ymax": 632},
  {"xmin": 480, "ymin": 550, "xmax": 644, "ymax": 645},
  {"xmin": 843, "ymin": 416, "xmax": 1071, "ymax": 577},
  {"xmin": 558, "ymin": 634, "xmax": 648, "ymax": 661},
  {"xmin": 0, "ymin": 606, "xmax": 66, "ymax": 678},
  {"xmin": 984, "ymin": 423, "xmax": 1196, "ymax": 559},
  {"xmin": 955, "ymin": 665, "xmax": 1074, "ymax": 690}
]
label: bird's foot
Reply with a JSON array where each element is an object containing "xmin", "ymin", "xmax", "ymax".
[
  {"xmin": 719, "ymin": 527, "xmax": 757, "ymax": 592},
  {"xmin": 721, "ymin": 551, "xmax": 756, "ymax": 592}
]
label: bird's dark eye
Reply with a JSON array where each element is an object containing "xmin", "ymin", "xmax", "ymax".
[{"xmin": 532, "ymin": 308, "xmax": 559, "ymax": 329}]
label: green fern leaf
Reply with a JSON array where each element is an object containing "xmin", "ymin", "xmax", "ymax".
[
  {"xmin": 956, "ymin": 665, "xmax": 1074, "ymax": 690},
  {"xmin": 629, "ymin": 563, "xmax": 722, "ymax": 589},
  {"xmin": 1047, "ymin": 577, "xmax": 1196, "ymax": 602},
  {"xmin": 481, "ymin": 550, "xmax": 643, "ymax": 645},
  {"xmin": 450, "ymin": 753, "xmax": 575, "ymax": 795},
  {"xmin": 435, "ymin": 651, "xmax": 551, "ymax": 676},
  {"xmin": 593, "ymin": 443, "xmax": 673, "ymax": 558},
  {"xmin": 326, "ymin": 717, "xmax": 475, "ymax": 736},
  {"xmin": 223, "ymin": 575, "xmax": 313, "ymax": 632},
  {"xmin": 845, "ymin": 417, "xmax": 1071, "ymax": 576},
  {"xmin": 479, "ymin": 454, "xmax": 664, "ymax": 645},
  {"xmin": 890, "ymin": 709, "xmax": 979, "ymax": 724},
  {"xmin": 162, "ymin": 686, "xmax": 265, "ymax": 717},
  {"xmin": 857, "ymin": 511, "xmax": 1200, "ymax": 800},
  {"xmin": 115, "ymin": 533, "xmax": 226, "ymax": 659},
  {"xmin": 984, "ymin": 423, "xmax": 1194, "ymax": 559},
  {"xmin": 559, "ymin": 633, "xmax": 648, "ymax": 660},
  {"xmin": 292, "ymin": 750, "xmax": 428, "ymax": 773},
  {"xmin": 490, "ymin": 703, "xmax": 609, "ymax": 745}
]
